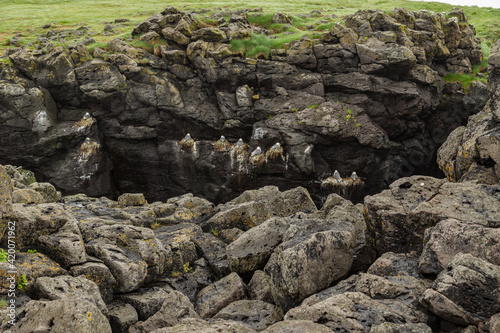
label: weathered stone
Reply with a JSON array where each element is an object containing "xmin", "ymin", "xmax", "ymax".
[
  {"xmin": 128, "ymin": 290, "xmax": 199, "ymax": 332},
  {"xmin": 368, "ymin": 252, "xmax": 421, "ymax": 278},
  {"xmin": 195, "ymin": 272, "xmax": 247, "ymax": 318},
  {"xmin": 364, "ymin": 176, "xmax": 500, "ymax": 256},
  {"xmin": 69, "ymin": 261, "xmax": 116, "ymax": 303},
  {"xmin": 150, "ymin": 318, "xmax": 257, "ymax": 333},
  {"xmin": 81, "ymin": 223, "xmax": 167, "ymax": 292},
  {"xmin": 191, "ymin": 28, "xmax": 227, "ymax": 42},
  {"xmin": 108, "ymin": 302, "xmax": 139, "ymax": 333},
  {"xmin": 117, "ymin": 193, "xmax": 147, "ymax": 206},
  {"xmin": 421, "ymin": 253, "xmax": 500, "ymax": 325},
  {"xmin": 248, "ymin": 270, "xmax": 275, "ymax": 304},
  {"xmin": 370, "ymin": 323, "xmax": 432, "ymax": 333},
  {"xmin": 4, "ymin": 203, "xmax": 77, "ymax": 250},
  {"xmin": 227, "ymin": 217, "xmax": 291, "ymax": 275},
  {"xmin": 285, "ymin": 292, "xmax": 419, "ymax": 332},
  {"xmin": 37, "ymin": 220, "xmax": 86, "ymax": 268},
  {"xmin": 263, "ymin": 320, "xmax": 332, "ymax": 333},
  {"xmin": 4, "ymin": 298, "xmax": 111, "ymax": 333},
  {"xmin": 30, "ymin": 275, "xmax": 107, "ymax": 315},
  {"xmin": 265, "ymin": 219, "xmax": 356, "ymax": 311},
  {"xmin": 161, "ymin": 27, "xmax": 190, "ymax": 45},
  {"xmin": 117, "ymin": 287, "xmax": 171, "ymax": 321},
  {"xmin": 214, "ymin": 300, "xmax": 283, "ymax": 331},
  {"xmin": 419, "ymin": 219, "xmax": 500, "ymax": 275}
]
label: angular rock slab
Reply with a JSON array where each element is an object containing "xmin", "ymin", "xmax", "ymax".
[
  {"xmin": 420, "ymin": 253, "xmax": 500, "ymax": 325},
  {"xmin": 150, "ymin": 318, "xmax": 257, "ymax": 333},
  {"xmin": 129, "ymin": 290, "xmax": 199, "ymax": 333},
  {"xmin": 262, "ymin": 320, "xmax": 332, "ymax": 333},
  {"xmin": 214, "ymin": 300, "xmax": 283, "ymax": 331},
  {"xmin": 3, "ymin": 298, "xmax": 111, "ymax": 333},
  {"xmin": 264, "ymin": 219, "xmax": 356, "ymax": 311},
  {"xmin": 30, "ymin": 275, "xmax": 107, "ymax": 315},
  {"xmin": 364, "ymin": 176, "xmax": 500, "ymax": 255},
  {"xmin": 419, "ymin": 218, "xmax": 500, "ymax": 275},
  {"xmin": 108, "ymin": 302, "xmax": 139, "ymax": 333},
  {"xmin": 285, "ymin": 292, "xmax": 418, "ymax": 332},
  {"xmin": 227, "ymin": 217, "xmax": 291, "ymax": 275},
  {"xmin": 195, "ymin": 271, "xmax": 247, "ymax": 318},
  {"xmin": 117, "ymin": 286, "xmax": 171, "ymax": 321},
  {"xmin": 82, "ymin": 223, "xmax": 167, "ymax": 292}
]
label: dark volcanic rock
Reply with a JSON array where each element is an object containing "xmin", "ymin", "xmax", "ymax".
[
  {"xmin": 0, "ymin": 7, "xmax": 485, "ymax": 204},
  {"xmin": 421, "ymin": 253, "xmax": 500, "ymax": 326},
  {"xmin": 364, "ymin": 175, "xmax": 500, "ymax": 256},
  {"xmin": 438, "ymin": 40, "xmax": 500, "ymax": 185}
]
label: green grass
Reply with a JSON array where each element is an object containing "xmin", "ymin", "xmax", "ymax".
[
  {"xmin": 0, "ymin": 0, "xmax": 498, "ymax": 59},
  {"xmin": 442, "ymin": 72, "xmax": 488, "ymax": 91},
  {"xmin": 0, "ymin": 248, "xmax": 7, "ymax": 262}
]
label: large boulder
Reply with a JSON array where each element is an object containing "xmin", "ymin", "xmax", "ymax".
[
  {"xmin": 29, "ymin": 275, "xmax": 107, "ymax": 315},
  {"xmin": 81, "ymin": 224, "xmax": 167, "ymax": 292},
  {"xmin": 264, "ymin": 219, "xmax": 356, "ymax": 311},
  {"xmin": 421, "ymin": 253, "xmax": 500, "ymax": 326},
  {"xmin": 364, "ymin": 176, "xmax": 500, "ymax": 256},
  {"xmin": 149, "ymin": 318, "xmax": 257, "ymax": 333},
  {"xmin": 419, "ymin": 218, "xmax": 500, "ymax": 275},
  {"xmin": 128, "ymin": 290, "xmax": 199, "ymax": 332},
  {"xmin": 214, "ymin": 300, "xmax": 283, "ymax": 331},
  {"xmin": 285, "ymin": 292, "xmax": 421, "ymax": 332},
  {"xmin": 3, "ymin": 298, "xmax": 111, "ymax": 333},
  {"xmin": 195, "ymin": 272, "xmax": 247, "ymax": 318}
]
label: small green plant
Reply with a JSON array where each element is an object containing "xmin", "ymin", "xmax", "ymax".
[
  {"xmin": 27, "ymin": 249, "xmax": 37, "ymax": 254},
  {"xmin": 210, "ymin": 226, "xmax": 219, "ymax": 236},
  {"xmin": 344, "ymin": 107, "xmax": 361, "ymax": 127},
  {"xmin": 86, "ymin": 41, "xmax": 109, "ymax": 53},
  {"xmin": 183, "ymin": 262, "xmax": 192, "ymax": 273},
  {"xmin": 266, "ymin": 114, "xmax": 274, "ymax": 119},
  {"xmin": 0, "ymin": 248, "xmax": 8, "ymax": 262},
  {"xmin": 307, "ymin": 104, "xmax": 319, "ymax": 109},
  {"xmin": 171, "ymin": 269, "xmax": 181, "ymax": 278},
  {"xmin": 0, "ymin": 298, "xmax": 7, "ymax": 308},
  {"xmin": 291, "ymin": 108, "xmax": 298, "ymax": 112},
  {"xmin": 17, "ymin": 275, "xmax": 27, "ymax": 290},
  {"xmin": 442, "ymin": 72, "xmax": 487, "ymax": 92}
]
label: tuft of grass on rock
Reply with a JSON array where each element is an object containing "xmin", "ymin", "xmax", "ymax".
[{"xmin": 442, "ymin": 72, "xmax": 487, "ymax": 92}]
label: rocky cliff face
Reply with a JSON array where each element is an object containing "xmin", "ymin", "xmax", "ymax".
[
  {"xmin": 438, "ymin": 39, "xmax": 500, "ymax": 184},
  {"xmin": 0, "ymin": 6, "xmax": 486, "ymax": 203}
]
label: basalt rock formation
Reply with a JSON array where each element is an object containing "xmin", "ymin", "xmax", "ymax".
[
  {"xmin": 0, "ymin": 6, "xmax": 488, "ymax": 204},
  {"xmin": 438, "ymin": 39, "xmax": 500, "ymax": 185}
]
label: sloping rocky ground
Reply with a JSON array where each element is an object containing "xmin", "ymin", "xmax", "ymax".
[
  {"xmin": 0, "ymin": 6, "xmax": 490, "ymax": 205},
  {"xmin": 1, "ymin": 160, "xmax": 500, "ymax": 332}
]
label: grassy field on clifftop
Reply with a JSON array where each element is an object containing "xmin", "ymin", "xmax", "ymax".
[{"xmin": 0, "ymin": 0, "xmax": 498, "ymax": 56}]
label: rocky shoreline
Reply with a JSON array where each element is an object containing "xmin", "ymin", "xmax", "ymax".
[{"xmin": 1, "ymin": 5, "xmax": 500, "ymax": 333}]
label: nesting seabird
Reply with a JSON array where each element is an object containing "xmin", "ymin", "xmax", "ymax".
[
  {"xmin": 235, "ymin": 138, "xmax": 244, "ymax": 146},
  {"xmin": 351, "ymin": 171, "xmax": 358, "ymax": 181},
  {"xmin": 333, "ymin": 170, "xmax": 342, "ymax": 182},
  {"xmin": 220, "ymin": 135, "xmax": 226, "ymax": 142},
  {"xmin": 251, "ymin": 147, "xmax": 262, "ymax": 156},
  {"xmin": 83, "ymin": 112, "xmax": 91, "ymax": 119},
  {"xmin": 271, "ymin": 142, "xmax": 281, "ymax": 149},
  {"xmin": 182, "ymin": 133, "xmax": 192, "ymax": 142}
]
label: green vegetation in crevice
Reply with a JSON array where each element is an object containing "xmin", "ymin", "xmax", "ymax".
[
  {"xmin": 442, "ymin": 72, "xmax": 487, "ymax": 92},
  {"xmin": 17, "ymin": 274, "xmax": 27, "ymax": 290},
  {"xmin": 0, "ymin": 248, "xmax": 7, "ymax": 262}
]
